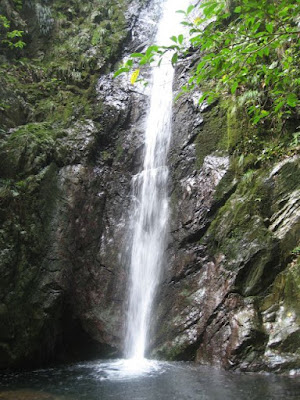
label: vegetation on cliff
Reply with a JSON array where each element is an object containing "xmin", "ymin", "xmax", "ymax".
[
  {"xmin": 116, "ymin": 0, "xmax": 300, "ymax": 163},
  {"xmin": 0, "ymin": 0, "xmax": 127, "ymax": 133},
  {"xmin": 0, "ymin": 0, "xmax": 131, "ymax": 369}
]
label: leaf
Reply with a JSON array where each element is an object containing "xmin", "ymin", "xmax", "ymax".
[
  {"xmin": 13, "ymin": 40, "xmax": 25, "ymax": 49},
  {"xmin": 139, "ymin": 57, "xmax": 148, "ymax": 66},
  {"xmin": 207, "ymin": 94, "xmax": 216, "ymax": 104},
  {"xmin": 130, "ymin": 53, "xmax": 144, "ymax": 58},
  {"xmin": 181, "ymin": 21, "xmax": 192, "ymax": 26},
  {"xmin": 287, "ymin": 93, "xmax": 298, "ymax": 107},
  {"xmin": 252, "ymin": 21, "xmax": 261, "ymax": 32},
  {"xmin": 113, "ymin": 66, "xmax": 130, "ymax": 78},
  {"xmin": 171, "ymin": 52, "xmax": 178, "ymax": 66},
  {"xmin": 178, "ymin": 34, "xmax": 184, "ymax": 45},
  {"xmin": 234, "ymin": 6, "xmax": 242, "ymax": 13},
  {"xmin": 258, "ymin": 48, "xmax": 265, "ymax": 58},
  {"xmin": 231, "ymin": 81, "xmax": 239, "ymax": 94},
  {"xmin": 6, "ymin": 30, "xmax": 23, "ymax": 38},
  {"xmin": 252, "ymin": 115, "xmax": 261, "ymax": 124},
  {"xmin": 130, "ymin": 69, "xmax": 140, "ymax": 85},
  {"xmin": 203, "ymin": 2, "xmax": 219, "ymax": 18},
  {"xmin": 170, "ymin": 36, "xmax": 178, "ymax": 43},
  {"xmin": 187, "ymin": 5, "xmax": 195, "ymax": 15},
  {"xmin": 145, "ymin": 45, "xmax": 157, "ymax": 57},
  {"xmin": 252, "ymin": 109, "xmax": 270, "ymax": 124},
  {"xmin": 274, "ymin": 101, "xmax": 285, "ymax": 113},
  {"xmin": 167, "ymin": 44, "xmax": 180, "ymax": 50},
  {"xmin": 266, "ymin": 23, "xmax": 273, "ymax": 33},
  {"xmin": 260, "ymin": 110, "xmax": 269, "ymax": 117},
  {"xmin": 196, "ymin": 60, "xmax": 206, "ymax": 72},
  {"xmin": 198, "ymin": 92, "xmax": 208, "ymax": 104},
  {"xmin": 0, "ymin": 15, "xmax": 10, "ymax": 28}
]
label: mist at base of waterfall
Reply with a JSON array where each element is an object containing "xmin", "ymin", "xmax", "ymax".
[{"xmin": 1, "ymin": 359, "xmax": 299, "ymax": 400}]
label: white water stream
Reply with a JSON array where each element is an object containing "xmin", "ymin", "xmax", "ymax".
[{"xmin": 125, "ymin": 0, "xmax": 189, "ymax": 360}]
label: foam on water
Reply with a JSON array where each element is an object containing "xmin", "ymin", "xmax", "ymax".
[{"xmin": 95, "ymin": 359, "xmax": 164, "ymax": 381}]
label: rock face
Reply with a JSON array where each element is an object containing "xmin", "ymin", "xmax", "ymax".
[
  {"xmin": 0, "ymin": 0, "xmax": 160, "ymax": 368},
  {"xmin": 0, "ymin": 0, "xmax": 299, "ymax": 374},
  {"xmin": 151, "ymin": 90, "xmax": 300, "ymax": 373}
]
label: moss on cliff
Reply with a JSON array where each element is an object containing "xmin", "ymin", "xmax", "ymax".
[
  {"xmin": 0, "ymin": 123, "xmax": 57, "ymax": 178},
  {"xmin": 0, "ymin": 0, "xmax": 133, "ymax": 370},
  {"xmin": 195, "ymin": 104, "xmax": 227, "ymax": 169},
  {"xmin": 194, "ymin": 92, "xmax": 299, "ymax": 176},
  {"xmin": 206, "ymin": 158, "xmax": 299, "ymax": 286},
  {"xmin": 0, "ymin": 0, "xmax": 128, "ymax": 132},
  {"xmin": 196, "ymin": 156, "xmax": 299, "ymax": 370}
]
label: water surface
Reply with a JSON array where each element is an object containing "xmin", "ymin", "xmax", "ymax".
[{"xmin": 0, "ymin": 359, "xmax": 299, "ymax": 400}]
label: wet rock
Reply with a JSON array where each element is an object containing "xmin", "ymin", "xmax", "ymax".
[
  {"xmin": 0, "ymin": 0, "xmax": 156, "ymax": 369},
  {"xmin": 152, "ymin": 93, "xmax": 300, "ymax": 374},
  {"xmin": 0, "ymin": 0, "xmax": 299, "ymax": 376},
  {"xmin": 125, "ymin": 0, "xmax": 161, "ymax": 53}
]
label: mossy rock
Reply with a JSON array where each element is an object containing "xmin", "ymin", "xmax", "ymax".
[
  {"xmin": 195, "ymin": 104, "xmax": 227, "ymax": 169},
  {"xmin": 204, "ymin": 156, "xmax": 299, "ymax": 297},
  {"xmin": 262, "ymin": 257, "xmax": 300, "ymax": 315},
  {"xmin": 0, "ymin": 0, "xmax": 128, "ymax": 135},
  {"xmin": 0, "ymin": 123, "xmax": 58, "ymax": 178}
]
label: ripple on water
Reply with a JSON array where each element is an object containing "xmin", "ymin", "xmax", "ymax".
[
  {"xmin": 0, "ymin": 389, "xmax": 66, "ymax": 400},
  {"xmin": 0, "ymin": 360, "xmax": 300, "ymax": 400}
]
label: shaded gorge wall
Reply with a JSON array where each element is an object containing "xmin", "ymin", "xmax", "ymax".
[{"xmin": 0, "ymin": 0, "xmax": 162, "ymax": 368}]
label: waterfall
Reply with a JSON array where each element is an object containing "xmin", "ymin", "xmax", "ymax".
[{"xmin": 125, "ymin": 0, "xmax": 189, "ymax": 360}]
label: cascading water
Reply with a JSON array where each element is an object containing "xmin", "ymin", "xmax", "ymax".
[{"xmin": 125, "ymin": 0, "xmax": 189, "ymax": 360}]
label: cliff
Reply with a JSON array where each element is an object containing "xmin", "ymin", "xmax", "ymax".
[
  {"xmin": 153, "ymin": 91, "xmax": 300, "ymax": 373},
  {"xmin": 0, "ymin": 0, "xmax": 299, "ymax": 373}
]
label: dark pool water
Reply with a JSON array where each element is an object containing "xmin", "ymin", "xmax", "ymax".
[{"xmin": 0, "ymin": 359, "xmax": 299, "ymax": 400}]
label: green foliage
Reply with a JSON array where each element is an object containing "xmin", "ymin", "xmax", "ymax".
[
  {"xmin": 115, "ymin": 0, "xmax": 300, "ymax": 127},
  {"xmin": 91, "ymin": 28, "xmax": 104, "ymax": 46},
  {"xmin": 0, "ymin": 14, "xmax": 25, "ymax": 50},
  {"xmin": 0, "ymin": 0, "xmax": 128, "ymax": 133},
  {"xmin": 0, "ymin": 122, "xmax": 57, "ymax": 178},
  {"xmin": 291, "ymin": 246, "xmax": 300, "ymax": 256},
  {"xmin": 13, "ymin": 0, "xmax": 23, "ymax": 12}
]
